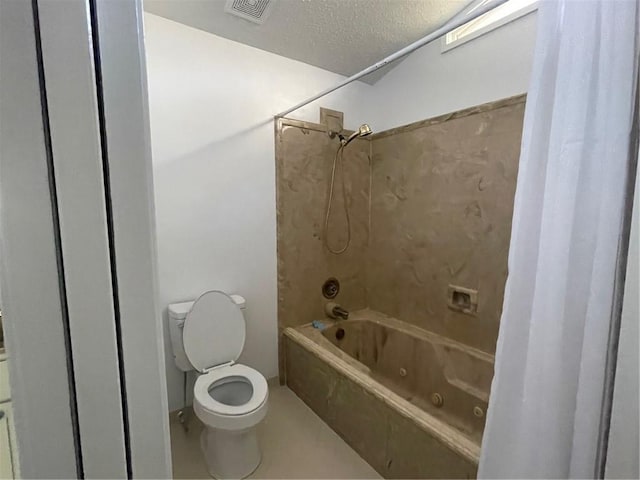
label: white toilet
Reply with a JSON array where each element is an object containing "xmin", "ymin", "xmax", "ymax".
[{"xmin": 168, "ymin": 290, "xmax": 269, "ymax": 479}]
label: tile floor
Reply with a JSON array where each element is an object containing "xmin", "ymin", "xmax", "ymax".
[{"xmin": 170, "ymin": 384, "xmax": 381, "ymax": 479}]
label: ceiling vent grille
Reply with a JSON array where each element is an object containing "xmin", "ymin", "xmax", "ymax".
[{"xmin": 225, "ymin": 0, "xmax": 275, "ymax": 25}]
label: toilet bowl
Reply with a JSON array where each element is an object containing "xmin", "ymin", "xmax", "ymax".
[
  {"xmin": 169, "ymin": 291, "xmax": 269, "ymax": 479},
  {"xmin": 194, "ymin": 364, "xmax": 268, "ymax": 478}
]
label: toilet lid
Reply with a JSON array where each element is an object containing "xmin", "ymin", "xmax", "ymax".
[{"xmin": 183, "ymin": 290, "xmax": 245, "ymax": 372}]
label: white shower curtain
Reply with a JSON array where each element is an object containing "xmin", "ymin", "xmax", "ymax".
[{"xmin": 478, "ymin": 1, "xmax": 639, "ymax": 478}]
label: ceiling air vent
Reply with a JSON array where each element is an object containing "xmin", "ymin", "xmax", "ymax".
[{"xmin": 224, "ymin": 0, "xmax": 275, "ymax": 25}]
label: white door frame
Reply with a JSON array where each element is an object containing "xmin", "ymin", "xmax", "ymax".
[
  {"xmin": 0, "ymin": 1, "xmax": 80, "ymax": 477},
  {"xmin": 1, "ymin": 0, "xmax": 171, "ymax": 477},
  {"xmin": 37, "ymin": 0, "xmax": 129, "ymax": 475},
  {"xmin": 91, "ymin": 0, "xmax": 172, "ymax": 476}
]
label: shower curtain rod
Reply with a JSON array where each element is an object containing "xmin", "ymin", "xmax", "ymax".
[{"xmin": 274, "ymin": 0, "xmax": 509, "ymax": 119}]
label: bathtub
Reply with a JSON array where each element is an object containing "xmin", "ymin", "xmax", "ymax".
[{"xmin": 284, "ymin": 309, "xmax": 494, "ymax": 479}]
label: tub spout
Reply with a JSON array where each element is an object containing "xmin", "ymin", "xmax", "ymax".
[
  {"xmin": 325, "ymin": 302, "xmax": 349, "ymax": 320},
  {"xmin": 333, "ymin": 306, "xmax": 349, "ymax": 320}
]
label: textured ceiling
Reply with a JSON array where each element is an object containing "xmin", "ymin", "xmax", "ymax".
[{"xmin": 143, "ymin": 0, "xmax": 469, "ymax": 84}]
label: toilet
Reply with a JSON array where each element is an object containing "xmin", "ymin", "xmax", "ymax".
[{"xmin": 168, "ymin": 291, "xmax": 268, "ymax": 479}]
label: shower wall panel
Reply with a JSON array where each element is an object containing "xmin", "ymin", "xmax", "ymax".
[
  {"xmin": 366, "ymin": 95, "xmax": 525, "ymax": 354},
  {"xmin": 275, "ymin": 118, "xmax": 370, "ymax": 377}
]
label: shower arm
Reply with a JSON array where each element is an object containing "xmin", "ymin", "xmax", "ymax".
[{"xmin": 274, "ymin": 0, "xmax": 509, "ymax": 119}]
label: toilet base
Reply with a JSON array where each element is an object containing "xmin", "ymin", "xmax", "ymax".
[{"xmin": 200, "ymin": 425, "xmax": 261, "ymax": 479}]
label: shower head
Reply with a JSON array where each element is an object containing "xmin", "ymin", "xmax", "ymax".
[{"xmin": 342, "ymin": 124, "xmax": 373, "ymax": 147}]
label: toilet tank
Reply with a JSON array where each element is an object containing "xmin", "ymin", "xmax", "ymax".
[{"xmin": 168, "ymin": 294, "xmax": 246, "ymax": 372}]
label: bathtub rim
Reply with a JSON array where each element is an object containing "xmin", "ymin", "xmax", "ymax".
[{"xmin": 283, "ymin": 326, "xmax": 481, "ymax": 465}]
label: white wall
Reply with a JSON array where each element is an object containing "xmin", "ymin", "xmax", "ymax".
[
  {"xmin": 144, "ymin": 13, "xmax": 371, "ymax": 411},
  {"xmin": 367, "ymin": 11, "xmax": 538, "ymax": 131},
  {"xmin": 145, "ymin": 8, "xmax": 538, "ymax": 411}
]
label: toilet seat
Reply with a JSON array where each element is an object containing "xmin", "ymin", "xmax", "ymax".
[
  {"xmin": 183, "ymin": 291, "xmax": 270, "ymax": 433},
  {"xmin": 195, "ymin": 363, "xmax": 268, "ymax": 416}
]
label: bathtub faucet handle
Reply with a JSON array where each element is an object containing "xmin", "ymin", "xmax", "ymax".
[{"xmin": 325, "ymin": 302, "xmax": 349, "ymax": 320}]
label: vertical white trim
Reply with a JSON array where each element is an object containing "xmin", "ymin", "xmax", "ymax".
[
  {"xmin": 37, "ymin": 1, "xmax": 128, "ymax": 477},
  {"xmin": 93, "ymin": 0, "xmax": 172, "ymax": 476},
  {"xmin": 0, "ymin": 1, "xmax": 79, "ymax": 477},
  {"xmin": 0, "ymin": 1, "xmax": 171, "ymax": 476},
  {"xmin": 605, "ymin": 165, "xmax": 639, "ymax": 479}
]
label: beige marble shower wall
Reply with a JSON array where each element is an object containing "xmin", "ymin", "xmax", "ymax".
[
  {"xmin": 276, "ymin": 95, "xmax": 525, "ymax": 373},
  {"xmin": 367, "ymin": 95, "xmax": 525, "ymax": 354},
  {"xmin": 275, "ymin": 118, "xmax": 370, "ymax": 376}
]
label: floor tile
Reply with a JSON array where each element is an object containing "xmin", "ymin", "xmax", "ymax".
[{"xmin": 170, "ymin": 385, "xmax": 381, "ymax": 479}]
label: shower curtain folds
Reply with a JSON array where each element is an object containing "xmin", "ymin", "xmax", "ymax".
[{"xmin": 479, "ymin": 0, "xmax": 640, "ymax": 478}]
